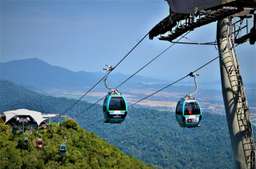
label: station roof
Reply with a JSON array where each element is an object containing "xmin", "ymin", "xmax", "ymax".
[{"xmin": 1, "ymin": 109, "xmax": 57, "ymax": 126}]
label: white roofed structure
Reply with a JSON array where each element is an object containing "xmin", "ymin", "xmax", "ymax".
[{"xmin": 0, "ymin": 109, "xmax": 58, "ymax": 127}]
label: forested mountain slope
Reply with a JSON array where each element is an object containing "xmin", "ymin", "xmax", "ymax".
[
  {"xmin": 0, "ymin": 118, "xmax": 152, "ymax": 169},
  {"xmin": 0, "ymin": 80, "xmax": 245, "ymax": 169}
]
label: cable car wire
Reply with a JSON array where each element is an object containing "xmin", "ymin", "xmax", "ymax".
[
  {"xmin": 62, "ymin": 75, "xmax": 108, "ymax": 114},
  {"xmin": 86, "ymin": 96, "xmax": 106, "ymax": 111},
  {"xmin": 86, "ymin": 55, "xmax": 219, "ymax": 111},
  {"xmin": 84, "ymin": 32, "xmax": 190, "ymax": 111},
  {"xmin": 62, "ymin": 32, "xmax": 149, "ymax": 114},
  {"xmin": 80, "ymin": 33, "xmax": 224, "ymax": 112},
  {"xmin": 116, "ymin": 32, "xmax": 190, "ymax": 89},
  {"xmin": 112, "ymin": 33, "xmax": 149, "ymax": 70},
  {"xmin": 170, "ymin": 41, "xmax": 217, "ymax": 46},
  {"xmin": 123, "ymin": 33, "xmax": 236, "ymax": 106},
  {"xmin": 130, "ymin": 56, "xmax": 219, "ymax": 107}
]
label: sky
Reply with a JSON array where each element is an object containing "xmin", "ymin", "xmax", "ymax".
[{"xmin": 0, "ymin": 0, "xmax": 255, "ymax": 84}]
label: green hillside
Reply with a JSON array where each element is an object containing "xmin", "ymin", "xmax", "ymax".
[
  {"xmin": 0, "ymin": 80, "xmax": 235, "ymax": 169},
  {"xmin": 0, "ymin": 118, "xmax": 152, "ymax": 169}
]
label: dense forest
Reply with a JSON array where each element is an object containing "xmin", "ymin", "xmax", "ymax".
[
  {"xmin": 1, "ymin": 80, "xmax": 255, "ymax": 169},
  {"xmin": 0, "ymin": 117, "xmax": 152, "ymax": 169}
]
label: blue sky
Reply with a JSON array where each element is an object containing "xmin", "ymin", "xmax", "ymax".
[{"xmin": 0, "ymin": 0, "xmax": 255, "ymax": 84}]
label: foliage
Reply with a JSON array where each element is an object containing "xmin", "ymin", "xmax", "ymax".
[
  {"xmin": 62, "ymin": 118, "xmax": 78, "ymax": 130},
  {"xmin": 1, "ymin": 80, "xmax": 255, "ymax": 169},
  {"xmin": 0, "ymin": 122, "xmax": 9, "ymax": 134},
  {"xmin": 0, "ymin": 120, "xmax": 152, "ymax": 169}
]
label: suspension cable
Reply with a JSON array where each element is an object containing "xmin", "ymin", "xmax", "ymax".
[
  {"xmin": 86, "ymin": 96, "xmax": 106, "ymax": 111},
  {"xmin": 86, "ymin": 31, "xmax": 235, "ymax": 110},
  {"xmin": 84, "ymin": 32, "xmax": 190, "ymax": 111},
  {"xmin": 112, "ymin": 33, "xmax": 149, "ymax": 70},
  {"xmin": 130, "ymin": 56, "xmax": 219, "ymax": 107},
  {"xmin": 62, "ymin": 32, "xmax": 149, "ymax": 114},
  {"xmin": 80, "ymin": 33, "xmax": 227, "ymax": 112},
  {"xmin": 116, "ymin": 32, "xmax": 190, "ymax": 89},
  {"xmin": 86, "ymin": 55, "xmax": 219, "ymax": 110},
  {"xmin": 85, "ymin": 33, "xmax": 221, "ymax": 111},
  {"xmin": 62, "ymin": 75, "xmax": 108, "ymax": 114}
]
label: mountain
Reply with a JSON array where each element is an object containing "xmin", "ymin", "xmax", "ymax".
[
  {"xmin": 0, "ymin": 118, "xmax": 152, "ymax": 169},
  {"xmin": 0, "ymin": 58, "xmax": 165, "ymax": 91},
  {"xmin": 0, "ymin": 58, "xmax": 102, "ymax": 90},
  {"xmin": 0, "ymin": 80, "xmax": 240, "ymax": 169}
]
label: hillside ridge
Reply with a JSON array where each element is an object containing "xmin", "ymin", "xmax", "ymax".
[{"xmin": 0, "ymin": 116, "xmax": 152, "ymax": 169}]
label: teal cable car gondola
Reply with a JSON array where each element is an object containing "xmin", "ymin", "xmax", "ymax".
[
  {"xmin": 175, "ymin": 95, "xmax": 202, "ymax": 128},
  {"xmin": 102, "ymin": 65, "xmax": 128, "ymax": 123},
  {"xmin": 175, "ymin": 72, "xmax": 202, "ymax": 128},
  {"xmin": 59, "ymin": 143, "xmax": 67, "ymax": 156},
  {"xmin": 103, "ymin": 90, "xmax": 128, "ymax": 123}
]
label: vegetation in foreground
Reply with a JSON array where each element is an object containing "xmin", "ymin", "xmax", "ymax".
[{"xmin": 0, "ymin": 119, "xmax": 152, "ymax": 169}]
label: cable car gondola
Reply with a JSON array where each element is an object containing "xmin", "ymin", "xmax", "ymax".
[
  {"xmin": 102, "ymin": 65, "xmax": 128, "ymax": 124},
  {"xmin": 175, "ymin": 95, "xmax": 202, "ymax": 128},
  {"xmin": 103, "ymin": 90, "xmax": 128, "ymax": 123},
  {"xmin": 59, "ymin": 143, "xmax": 67, "ymax": 156},
  {"xmin": 35, "ymin": 138, "xmax": 44, "ymax": 149},
  {"xmin": 175, "ymin": 72, "xmax": 202, "ymax": 128}
]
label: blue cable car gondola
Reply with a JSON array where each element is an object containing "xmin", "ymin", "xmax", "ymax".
[
  {"xmin": 103, "ymin": 90, "xmax": 128, "ymax": 123},
  {"xmin": 175, "ymin": 72, "xmax": 202, "ymax": 128},
  {"xmin": 102, "ymin": 65, "xmax": 128, "ymax": 124},
  {"xmin": 59, "ymin": 143, "xmax": 67, "ymax": 156},
  {"xmin": 175, "ymin": 95, "xmax": 202, "ymax": 128}
]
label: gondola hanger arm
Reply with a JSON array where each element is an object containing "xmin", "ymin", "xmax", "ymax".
[
  {"xmin": 103, "ymin": 65, "xmax": 115, "ymax": 91},
  {"xmin": 188, "ymin": 72, "xmax": 199, "ymax": 97}
]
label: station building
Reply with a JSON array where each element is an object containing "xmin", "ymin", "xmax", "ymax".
[{"xmin": 0, "ymin": 109, "xmax": 58, "ymax": 131}]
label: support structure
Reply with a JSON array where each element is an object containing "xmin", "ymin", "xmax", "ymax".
[{"xmin": 217, "ymin": 17, "xmax": 255, "ymax": 169}]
